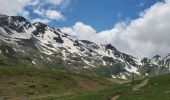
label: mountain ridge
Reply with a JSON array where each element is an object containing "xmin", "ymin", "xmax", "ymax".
[{"xmin": 0, "ymin": 14, "xmax": 170, "ymax": 79}]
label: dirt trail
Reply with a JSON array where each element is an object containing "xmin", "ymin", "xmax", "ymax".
[
  {"xmin": 110, "ymin": 95, "xmax": 120, "ymax": 100},
  {"xmin": 30, "ymin": 93, "xmax": 74, "ymax": 100},
  {"xmin": 109, "ymin": 92, "xmax": 121, "ymax": 100},
  {"xmin": 109, "ymin": 79, "xmax": 149, "ymax": 100},
  {"xmin": 132, "ymin": 79, "xmax": 149, "ymax": 91}
]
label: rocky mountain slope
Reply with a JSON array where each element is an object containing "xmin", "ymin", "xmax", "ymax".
[{"xmin": 0, "ymin": 14, "xmax": 169, "ymax": 79}]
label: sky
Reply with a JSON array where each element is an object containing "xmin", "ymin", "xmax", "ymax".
[{"xmin": 0, "ymin": 0, "xmax": 170, "ymax": 58}]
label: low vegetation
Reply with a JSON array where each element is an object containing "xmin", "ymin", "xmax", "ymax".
[
  {"xmin": 119, "ymin": 74, "xmax": 170, "ymax": 100},
  {"xmin": 0, "ymin": 66, "xmax": 170, "ymax": 100},
  {"xmin": 0, "ymin": 67, "xmax": 115, "ymax": 100}
]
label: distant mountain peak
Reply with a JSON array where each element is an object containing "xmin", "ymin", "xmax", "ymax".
[
  {"xmin": 152, "ymin": 55, "xmax": 161, "ymax": 60},
  {"xmin": 33, "ymin": 22, "xmax": 47, "ymax": 27},
  {"xmin": 0, "ymin": 14, "xmax": 32, "ymax": 33},
  {"xmin": 80, "ymin": 40, "xmax": 95, "ymax": 44},
  {"xmin": 105, "ymin": 44, "xmax": 117, "ymax": 51}
]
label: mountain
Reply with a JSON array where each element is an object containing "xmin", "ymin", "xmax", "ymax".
[{"xmin": 0, "ymin": 14, "xmax": 169, "ymax": 79}]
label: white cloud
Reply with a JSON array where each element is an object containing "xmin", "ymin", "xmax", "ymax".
[
  {"xmin": 61, "ymin": 22, "xmax": 96, "ymax": 39},
  {"xmin": 46, "ymin": 0, "xmax": 71, "ymax": 9},
  {"xmin": 0, "ymin": 0, "xmax": 33, "ymax": 17},
  {"xmin": 115, "ymin": 0, "xmax": 170, "ymax": 57},
  {"xmin": 0, "ymin": 0, "xmax": 70, "ymax": 22},
  {"xmin": 46, "ymin": 0, "xmax": 63, "ymax": 5},
  {"xmin": 46, "ymin": 10, "xmax": 64, "ymax": 20},
  {"xmin": 33, "ymin": 9, "xmax": 45, "ymax": 16},
  {"xmin": 31, "ymin": 18, "xmax": 51, "ymax": 24},
  {"xmin": 19, "ymin": 10, "xmax": 30, "ymax": 19},
  {"xmin": 61, "ymin": 0, "xmax": 170, "ymax": 58},
  {"xmin": 61, "ymin": 27, "xmax": 76, "ymax": 36},
  {"xmin": 33, "ymin": 9, "xmax": 65, "ymax": 21},
  {"xmin": 72, "ymin": 22, "xmax": 96, "ymax": 39},
  {"xmin": 29, "ymin": 0, "xmax": 40, "ymax": 6}
]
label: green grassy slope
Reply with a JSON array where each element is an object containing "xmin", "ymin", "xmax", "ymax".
[
  {"xmin": 0, "ymin": 67, "xmax": 115, "ymax": 100},
  {"xmin": 0, "ymin": 66, "xmax": 169, "ymax": 100},
  {"xmin": 119, "ymin": 74, "xmax": 170, "ymax": 100},
  {"xmin": 46, "ymin": 84, "xmax": 129, "ymax": 100},
  {"xmin": 48, "ymin": 74, "xmax": 170, "ymax": 100}
]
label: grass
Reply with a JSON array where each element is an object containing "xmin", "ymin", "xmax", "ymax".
[
  {"xmin": 44, "ymin": 84, "xmax": 130, "ymax": 100},
  {"xmin": 0, "ymin": 66, "xmax": 116, "ymax": 100},
  {"xmin": 118, "ymin": 74, "xmax": 170, "ymax": 100},
  {"xmin": 32, "ymin": 83, "xmax": 129, "ymax": 100},
  {"xmin": 42, "ymin": 74, "xmax": 170, "ymax": 100},
  {"xmin": 0, "ymin": 66, "xmax": 169, "ymax": 100}
]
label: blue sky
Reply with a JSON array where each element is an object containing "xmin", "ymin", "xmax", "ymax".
[
  {"xmin": 54, "ymin": 0, "xmax": 163, "ymax": 32},
  {"xmin": 16, "ymin": 0, "xmax": 164, "ymax": 32},
  {"xmin": 0, "ymin": 0, "xmax": 164, "ymax": 31}
]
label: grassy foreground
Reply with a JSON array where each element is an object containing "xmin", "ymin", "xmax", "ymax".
[
  {"xmin": 0, "ymin": 67, "xmax": 170, "ymax": 100},
  {"xmin": 0, "ymin": 67, "xmax": 117, "ymax": 100},
  {"xmin": 119, "ymin": 74, "xmax": 170, "ymax": 100},
  {"xmin": 35, "ymin": 73, "xmax": 170, "ymax": 100}
]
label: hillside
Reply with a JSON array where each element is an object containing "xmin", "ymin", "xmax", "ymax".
[
  {"xmin": 0, "ymin": 67, "xmax": 115, "ymax": 100},
  {"xmin": 118, "ymin": 74, "xmax": 170, "ymax": 100},
  {"xmin": 45, "ymin": 74, "xmax": 170, "ymax": 100}
]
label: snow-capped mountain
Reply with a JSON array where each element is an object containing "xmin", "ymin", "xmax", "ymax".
[{"xmin": 0, "ymin": 14, "xmax": 169, "ymax": 79}]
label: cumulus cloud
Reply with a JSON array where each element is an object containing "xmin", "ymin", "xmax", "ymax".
[
  {"xmin": 33, "ymin": 9, "xmax": 65, "ymax": 21},
  {"xmin": 0, "ymin": 0, "xmax": 33, "ymax": 17},
  {"xmin": 118, "ymin": 0, "xmax": 170, "ymax": 57},
  {"xmin": 61, "ymin": 0, "xmax": 170, "ymax": 58},
  {"xmin": 33, "ymin": 9, "xmax": 45, "ymax": 16},
  {"xmin": 0, "ymin": 0, "xmax": 70, "ymax": 23},
  {"xmin": 61, "ymin": 22, "xmax": 96, "ymax": 39},
  {"xmin": 46, "ymin": 0, "xmax": 72, "ymax": 10},
  {"xmin": 46, "ymin": 0, "xmax": 63, "ymax": 5},
  {"xmin": 31, "ymin": 18, "xmax": 51, "ymax": 24},
  {"xmin": 61, "ymin": 27, "xmax": 77, "ymax": 36},
  {"xmin": 46, "ymin": 10, "xmax": 64, "ymax": 20}
]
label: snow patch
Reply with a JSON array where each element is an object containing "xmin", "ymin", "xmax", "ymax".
[
  {"xmin": 32, "ymin": 60, "xmax": 36, "ymax": 65},
  {"xmin": 111, "ymin": 74, "xmax": 117, "ymax": 78},
  {"xmin": 118, "ymin": 73, "xmax": 126, "ymax": 79},
  {"xmin": 47, "ymin": 57, "xmax": 52, "ymax": 61},
  {"xmin": 5, "ymin": 49, "xmax": 8, "ymax": 53},
  {"xmin": 125, "ymin": 65, "xmax": 140, "ymax": 74}
]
